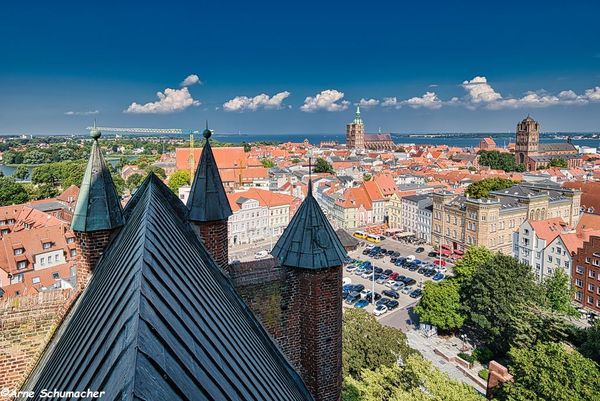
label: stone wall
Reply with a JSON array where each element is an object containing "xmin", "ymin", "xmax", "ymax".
[{"xmin": 0, "ymin": 290, "xmax": 76, "ymax": 399}]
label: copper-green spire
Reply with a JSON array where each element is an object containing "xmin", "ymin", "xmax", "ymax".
[
  {"xmin": 352, "ymin": 105, "xmax": 363, "ymax": 124},
  {"xmin": 187, "ymin": 123, "xmax": 233, "ymax": 222},
  {"xmin": 71, "ymin": 124, "xmax": 124, "ymax": 232}
]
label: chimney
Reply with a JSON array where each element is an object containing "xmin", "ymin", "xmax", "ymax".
[
  {"xmin": 186, "ymin": 125, "xmax": 233, "ymax": 271},
  {"xmin": 70, "ymin": 123, "xmax": 124, "ymax": 289},
  {"xmin": 271, "ymin": 179, "xmax": 347, "ymax": 401}
]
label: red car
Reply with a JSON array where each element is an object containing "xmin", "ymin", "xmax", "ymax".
[
  {"xmin": 433, "ymin": 260, "xmax": 446, "ymax": 267},
  {"xmin": 389, "ymin": 272, "xmax": 400, "ymax": 280}
]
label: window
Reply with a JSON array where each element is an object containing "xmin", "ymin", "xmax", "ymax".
[
  {"xmin": 590, "ymin": 270, "xmax": 597, "ymax": 278},
  {"xmin": 589, "ymin": 284, "xmax": 595, "ymax": 292},
  {"xmin": 576, "ymin": 291, "xmax": 583, "ymax": 301},
  {"xmin": 67, "ymin": 237, "xmax": 75, "ymax": 244},
  {"xmin": 14, "ymin": 248, "xmax": 24, "ymax": 255},
  {"xmin": 43, "ymin": 242, "xmax": 51, "ymax": 249},
  {"xmin": 17, "ymin": 261, "xmax": 26, "ymax": 270},
  {"xmin": 40, "ymin": 257, "xmax": 45, "ymax": 265},
  {"xmin": 576, "ymin": 278, "xmax": 583, "ymax": 287},
  {"xmin": 32, "ymin": 277, "xmax": 40, "ymax": 284},
  {"xmin": 588, "ymin": 296, "xmax": 594, "ymax": 305},
  {"xmin": 54, "ymin": 254, "xmax": 59, "ymax": 262},
  {"xmin": 576, "ymin": 265, "xmax": 585, "ymax": 274},
  {"xmin": 70, "ymin": 249, "xmax": 77, "ymax": 257}
]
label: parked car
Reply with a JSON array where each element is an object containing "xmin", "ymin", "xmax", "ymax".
[
  {"xmin": 416, "ymin": 247, "xmax": 425, "ymax": 253},
  {"xmin": 433, "ymin": 272, "xmax": 445, "ymax": 281},
  {"xmin": 366, "ymin": 291, "xmax": 382, "ymax": 302},
  {"xmin": 362, "ymin": 271, "xmax": 374, "ymax": 279},
  {"xmin": 385, "ymin": 280, "xmax": 396, "ymax": 288},
  {"xmin": 374, "ymin": 267, "xmax": 383, "ymax": 274},
  {"xmin": 254, "ymin": 250, "xmax": 269, "ymax": 259},
  {"xmin": 376, "ymin": 297, "xmax": 391, "ymax": 306},
  {"xmin": 360, "ymin": 289, "xmax": 370, "ymax": 299},
  {"xmin": 383, "ymin": 269, "xmax": 393, "ymax": 276},
  {"xmin": 403, "ymin": 278, "xmax": 417, "ymax": 286},
  {"xmin": 346, "ymin": 264, "xmax": 357, "ymax": 272},
  {"xmin": 354, "ymin": 299, "xmax": 369, "ymax": 308},
  {"xmin": 406, "ymin": 255, "xmax": 416, "ymax": 262},
  {"xmin": 373, "ymin": 304, "xmax": 388, "ymax": 316},
  {"xmin": 410, "ymin": 289, "xmax": 423, "ymax": 298},
  {"xmin": 352, "ymin": 284, "xmax": 365, "ymax": 293},
  {"xmin": 383, "ymin": 289, "xmax": 399, "ymax": 299},
  {"xmin": 402, "ymin": 286, "xmax": 413, "ymax": 294},
  {"xmin": 374, "ymin": 253, "xmax": 384, "ymax": 259},
  {"xmin": 361, "ymin": 261, "xmax": 372, "ymax": 268},
  {"xmin": 392, "ymin": 251, "xmax": 401, "ymax": 257},
  {"xmin": 407, "ymin": 264, "xmax": 419, "ymax": 272},
  {"xmin": 433, "ymin": 259, "xmax": 446, "ymax": 267},
  {"xmin": 362, "ymin": 249, "xmax": 371, "ymax": 255},
  {"xmin": 413, "ymin": 259, "xmax": 423, "ymax": 265},
  {"xmin": 396, "ymin": 275, "xmax": 406, "ymax": 282},
  {"xmin": 424, "ymin": 269, "xmax": 436, "ymax": 277},
  {"xmin": 386, "ymin": 250, "xmax": 394, "ymax": 256},
  {"xmin": 417, "ymin": 267, "xmax": 427, "ymax": 275},
  {"xmin": 391, "ymin": 282, "xmax": 404, "ymax": 291},
  {"xmin": 390, "ymin": 257, "xmax": 398, "ymax": 263},
  {"xmin": 376, "ymin": 276, "xmax": 387, "ymax": 284},
  {"xmin": 387, "ymin": 300, "xmax": 399, "ymax": 310},
  {"xmin": 389, "ymin": 272, "xmax": 400, "ymax": 280},
  {"xmin": 345, "ymin": 292, "xmax": 361, "ymax": 304}
]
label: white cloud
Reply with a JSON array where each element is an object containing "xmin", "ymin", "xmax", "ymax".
[
  {"xmin": 381, "ymin": 97, "xmax": 398, "ymax": 107},
  {"xmin": 402, "ymin": 91, "xmax": 442, "ymax": 109},
  {"xmin": 64, "ymin": 110, "xmax": 99, "ymax": 116},
  {"xmin": 461, "ymin": 76, "xmax": 503, "ymax": 105},
  {"xmin": 585, "ymin": 86, "xmax": 600, "ymax": 101},
  {"xmin": 125, "ymin": 87, "xmax": 200, "ymax": 114},
  {"xmin": 300, "ymin": 89, "xmax": 350, "ymax": 112},
  {"xmin": 357, "ymin": 98, "xmax": 380, "ymax": 109},
  {"xmin": 181, "ymin": 74, "xmax": 201, "ymax": 87},
  {"xmin": 223, "ymin": 91, "xmax": 291, "ymax": 112}
]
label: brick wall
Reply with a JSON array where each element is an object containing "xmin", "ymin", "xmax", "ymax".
[
  {"xmin": 192, "ymin": 220, "xmax": 229, "ymax": 272},
  {"xmin": 0, "ymin": 290, "xmax": 76, "ymax": 399},
  {"xmin": 297, "ymin": 266, "xmax": 343, "ymax": 401},
  {"xmin": 228, "ymin": 259, "xmax": 343, "ymax": 401},
  {"xmin": 74, "ymin": 230, "xmax": 112, "ymax": 289}
]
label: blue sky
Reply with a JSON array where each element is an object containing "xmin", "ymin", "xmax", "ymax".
[{"xmin": 1, "ymin": 0, "xmax": 600, "ymax": 135}]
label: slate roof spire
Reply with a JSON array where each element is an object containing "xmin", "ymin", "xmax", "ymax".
[
  {"xmin": 187, "ymin": 123, "xmax": 233, "ymax": 222},
  {"xmin": 271, "ymin": 158, "xmax": 347, "ymax": 269},
  {"xmin": 23, "ymin": 173, "xmax": 313, "ymax": 401},
  {"xmin": 71, "ymin": 122, "xmax": 124, "ymax": 232}
]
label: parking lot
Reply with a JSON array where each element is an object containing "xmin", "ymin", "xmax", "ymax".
[{"xmin": 343, "ymin": 236, "xmax": 453, "ymax": 321}]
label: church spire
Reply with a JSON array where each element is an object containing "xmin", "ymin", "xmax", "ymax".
[
  {"xmin": 187, "ymin": 124, "xmax": 233, "ymax": 222},
  {"xmin": 71, "ymin": 123, "xmax": 124, "ymax": 232},
  {"xmin": 353, "ymin": 105, "xmax": 362, "ymax": 124}
]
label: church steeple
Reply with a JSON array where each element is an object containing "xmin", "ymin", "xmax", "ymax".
[
  {"xmin": 71, "ymin": 122, "xmax": 124, "ymax": 232},
  {"xmin": 71, "ymin": 122, "xmax": 124, "ymax": 288},
  {"xmin": 187, "ymin": 124, "xmax": 232, "ymax": 271},
  {"xmin": 353, "ymin": 105, "xmax": 363, "ymax": 124}
]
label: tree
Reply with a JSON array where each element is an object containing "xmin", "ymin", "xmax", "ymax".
[
  {"xmin": 461, "ymin": 254, "xmax": 542, "ymax": 354},
  {"xmin": 452, "ymin": 246, "xmax": 494, "ymax": 282},
  {"xmin": 343, "ymin": 355, "xmax": 485, "ymax": 401},
  {"xmin": 342, "ymin": 309, "xmax": 414, "ymax": 379},
  {"xmin": 542, "ymin": 269, "xmax": 579, "ymax": 316},
  {"xmin": 13, "ymin": 166, "xmax": 29, "ymax": 181},
  {"xmin": 363, "ymin": 173, "xmax": 372, "ymax": 182},
  {"xmin": 261, "ymin": 159, "xmax": 275, "ymax": 168},
  {"xmin": 111, "ymin": 174, "xmax": 126, "ymax": 196},
  {"xmin": 0, "ymin": 177, "xmax": 29, "ymax": 206},
  {"xmin": 31, "ymin": 161, "xmax": 85, "ymax": 189},
  {"xmin": 313, "ymin": 157, "xmax": 334, "ymax": 174},
  {"xmin": 168, "ymin": 170, "xmax": 191, "ymax": 193},
  {"xmin": 575, "ymin": 320, "xmax": 600, "ymax": 364},
  {"xmin": 478, "ymin": 150, "xmax": 524, "ymax": 172},
  {"xmin": 414, "ymin": 280, "xmax": 465, "ymax": 331},
  {"xmin": 242, "ymin": 142, "xmax": 251, "ymax": 152},
  {"xmin": 23, "ymin": 150, "xmax": 50, "ymax": 164},
  {"xmin": 494, "ymin": 342, "xmax": 600, "ymax": 401},
  {"xmin": 465, "ymin": 178, "xmax": 517, "ymax": 199},
  {"xmin": 145, "ymin": 165, "xmax": 166, "ymax": 179},
  {"xmin": 126, "ymin": 173, "xmax": 144, "ymax": 190},
  {"xmin": 548, "ymin": 158, "xmax": 568, "ymax": 168}
]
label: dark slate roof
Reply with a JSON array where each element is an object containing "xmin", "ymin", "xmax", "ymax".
[
  {"xmin": 538, "ymin": 142, "xmax": 577, "ymax": 152},
  {"xmin": 271, "ymin": 181, "xmax": 347, "ymax": 269},
  {"xmin": 24, "ymin": 174, "xmax": 313, "ymax": 401},
  {"xmin": 187, "ymin": 132, "xmax": 233, "ymax": 222},
  {"xmin": 336, "ymin": 229, "xmax": 359, "ymax": 248},
  {"xmin": 71, "ymin": 138, "xmax": 124, "ymax": 232}
]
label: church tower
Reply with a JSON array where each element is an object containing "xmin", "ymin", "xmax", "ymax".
[
  {"xmin": 71, "ymin": 123, "xmax": 124, "ymax": 289},
  {"xmin": 346, "ymin": 106, "xmax": 365, "ymax": 150},
  {"xmin": 515, "ymin": 115, "xmax": 540, "ymax": 165},
  {"xmin": 187, "ymin": 125, "xmax": 233, "ymax": 271}
]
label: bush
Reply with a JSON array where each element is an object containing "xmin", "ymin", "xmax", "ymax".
[
  {"xmin": 473, "ymin": 347, "xmax": 494, "ymax": 364},
  {"xmin": 458, "ymin": 352, "xmax": 476, "ymax": 364},
  {"xmin": 479, "ymin": 368, "xmax": 489, "ymax": 381}
]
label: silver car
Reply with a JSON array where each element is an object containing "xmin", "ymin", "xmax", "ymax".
[{"xmin": 402, "ymin": 285, "xmax": 413, "ymax": 294}]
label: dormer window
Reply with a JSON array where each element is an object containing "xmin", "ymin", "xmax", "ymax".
[
  {"xmin": 43, "ymin": 242, "xmax": 52, "ymax": 249},
  {"xmin": 67, "ymin": 237, "xmax": 75, "ymax": 244},
  {"xmin": 14, "ymin": 248, "xmax": 24, "ymax": 255},
  {"xmin": 24, "ymin": 223, "xmax": 32, "ymax": 229}
]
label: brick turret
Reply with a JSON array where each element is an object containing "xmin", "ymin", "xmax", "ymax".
[
  {"xmin": 71, "ymin": 123, "xmax": 124, "ymax": 288},
  {"xmin": 271, "ymin": 179, "xmax": 347, "ymax": 401},
  {"xmin": 186, "ymin": 125, "xmax": 233, "ymax": 271}
]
